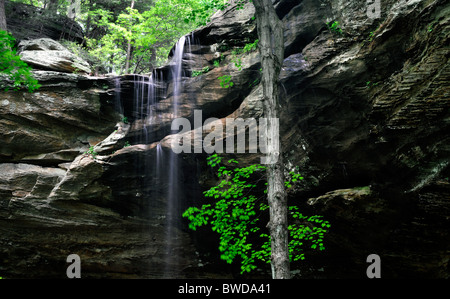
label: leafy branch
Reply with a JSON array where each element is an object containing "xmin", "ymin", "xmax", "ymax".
[
  {"xmin": 183, "ymin": 154, "xmax": 330, "ymax": 274},
  {"xmin": 0, "ymin": 30, "xmax": 41, "ymax": 92}
]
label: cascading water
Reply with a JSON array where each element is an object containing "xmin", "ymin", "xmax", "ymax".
[
  {"xmin": 113, "ymin": 34, "xmax": 194, "ymax": 277},
  {"xmin": 163, "ymin": 35, "xmax": 187, "ymax": 276},
  {"xmin": 171, "ymin": 35, "xmax": 186, "ymax": 119},
  {"xmin": 114, "ymin": 76, "xmax": 124, "ymax": 116}
]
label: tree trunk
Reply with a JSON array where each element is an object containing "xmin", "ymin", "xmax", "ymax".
[
  {"xmin": 252, "ymin": 0, "xmax": 289, "ymax": 279},
  {"xmin": 81, "ymin": 0, "xmax": 92, "ymax": 47},
  {"xmin": 124, "ymin": 0, "xmax": 135, "ymax": 74},
  {"xmin": 0, "ymin": 0, "xmax": 7, "ymax": 31}
]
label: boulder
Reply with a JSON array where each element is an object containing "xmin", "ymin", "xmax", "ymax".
[
  {"xmin": 18, "ymin": 38, "xmax": 91, "ymax": 74},
  {"xmin": 0, "ymin": 163, "xmax": 66, "ymax": 201}
]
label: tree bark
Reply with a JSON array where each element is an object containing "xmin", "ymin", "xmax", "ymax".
[
  {"xmin": 124, "ymin": 0, "xmax": 135, "ymax": 74},
  {"xmin": 252, "ymin": 0, "xmax": 289, "ymax": 279},
  {"xmin": 0, "ymin": 0, "xmax": 7, "ymax": 31}
]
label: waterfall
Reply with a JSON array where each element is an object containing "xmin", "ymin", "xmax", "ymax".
[
  {"xmin": 164, "ymin": 35, "xmax": 188, "ymax": 277},
  {"xmin": 171, "ymin": 35, "xmax": 186, "ymax": 119},
  {"xmin": 114, "ymin": 76, "xmax": 123, "ymax": 116},
  {"xmin": 112, "ymin": 34, "xmax": 193, "ymax": 277}
]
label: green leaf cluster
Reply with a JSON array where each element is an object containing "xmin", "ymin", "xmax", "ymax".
[
  {"xmin": 85, "ymin": 146, "xmax": 98, "ymax": 159},
  {"xmin": 218, "ymin": 75, "xmax": 234, "ymax": 88},
  {"xmin": 184, "ymin": 0, "xmax": 229, "ymax": 25},
  {"xmin": 0, "ymin": 30, "xmax": 41, "ymax": 92},
  {"xmin": 191, "ymin": 66, "xmax": 210, "ymax": 77},
  {"xmin": 243, "ymin": 39, "xmax": 259, "ymax": 53},
  {"xmin": 326, "ymin": 21, "xmax": 343, "ymax": 35},
  {"xmin": 183, "ymin": 154, "xmax": 330, "ymax": 274}
]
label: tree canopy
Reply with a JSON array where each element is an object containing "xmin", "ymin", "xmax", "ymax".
[{"xmin": 5, "ymin": 0, "xmax": 223, "ymax": 74}]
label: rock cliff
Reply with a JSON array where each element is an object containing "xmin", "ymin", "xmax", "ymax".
[
  {"xmin": 4, "ymin": 0, "xmax": 83, "ymax": 43},
  {"xmin": 0, "ymin": 0, "xmax": 449, "ymax": 278}
]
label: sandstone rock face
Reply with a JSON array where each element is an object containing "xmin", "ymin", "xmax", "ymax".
[
  {"xmin": 0, "ymin": 0, "xmax": 449, "ymax": 279},
  {"xmin": 18, "ymin": 39, "xmax": 91, "ymax": 74},
  {"xmin": 0, "ymin": 71, "xmax": 117, "ymax": 164}
]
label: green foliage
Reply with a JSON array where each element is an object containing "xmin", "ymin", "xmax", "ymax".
[
  {"xmin": 79, "ymin": 0, "xmax": 219, "ymax": 74},
  {"xmin": 243, "ymin": 39, "xmax": 259, "ymax": 53},
  {"xmin": 366, "ymin": 81, "xmax": 379, "ymax": 89},
  {"xmin": 218, "ymin": 38, "xmax": 259, "ymax": 86},
  {"xmin": 218, "ymin": 75, "xmax": 234, "ymax": 88},
  {"xmin": 85, "ymin": 146, "xmax": 98, "ymax": 159},
  {"xmin": 9, "ymin": 0, "xmax": 221, "ymax": 75},
  {"xmin": 215, "ymin": 38, "xmax": 259, "ymax": 87},
  {"xmin": 122, "ymin": 116, "xmax": 129, "ymax": 124},
  {"xmin": 184, "ymin": 0, "xmax": 229, "ymax": 26},
  {"xmin": 0, "ymin": 30, "xmax": 41, "ymax": 92},
  {"xmin": 234, "ymin": 0, "xmax": 247, "ymax": 10},
  {"xmin": 191, "ymin": 66, "xmax": 210, "ymax": 77},
  {"xmin": 212, "ymin": 53, "xmax": 225, "ymax": 68},
  {"xmin": 123, "ymin": 141, "xmax": 131, "ymax": 148},
  {"xmin": 60, "ymin": 40, "xmax": 104, "ymax": 72},
  {"xmin": 232, "ymin": 57, "xmax": 243, "ymax": 71},
  {"xmin": 183, "ymin": 154, "xmax": 330, "ymax": 274},
  {"xmin": 326, "ymin": 21, "xmax": 343, "ymax": 35}
]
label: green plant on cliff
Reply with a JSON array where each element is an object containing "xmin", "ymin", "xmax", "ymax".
[
  {"xmin": 191, "ymin": 66, "xmax": 210, "ymax": 77},
  {"xmin": 217, "ymin": 39, "xmax": 259, "ymax": 88},
  {"xmin": 243, "ymin": 39, "xmax": 259, "ymax": 53},
  {"xmin": 218, "ymin": 75, "xmax": 234, "ymax": 88},
  {"xmin": 0, "ymin": 30, "xmax": 40, "ymax": 92},
  {"xmin": 85, "ymin": 146, "xmax": 98, "ymax": 159},
  {"xmin": 326, "ymin": 21, "xmax": 343, "ymax": 35},
  {"xmin": 183, "ymin": 154, "xmax": 330, "ymax": 274}
]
